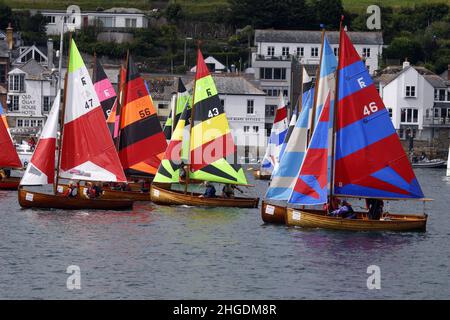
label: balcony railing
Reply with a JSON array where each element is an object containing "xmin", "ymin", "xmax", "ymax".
[
  {"xmin": 423, "ymin": 116, "xmax": 450, "ymax": 127},
  {"xmin": 255, "ymin": 54, "xmax": 296, "ymax": 61}
]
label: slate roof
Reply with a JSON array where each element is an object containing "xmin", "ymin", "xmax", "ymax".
[
  {"xmin": 186, "ymin": 74, "xmax": 266, "ymax": 96},
  {"xmin": 374, "ymin": 65, "xmax": 449, "ymax": 88},
  {"xmin": 255, "ymin": 29, "xmax": 383, "ymax": 45}
]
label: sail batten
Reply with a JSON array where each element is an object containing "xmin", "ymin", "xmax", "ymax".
[{"xmin": 333, "ymin": 29, "xmax": 424, "ymax": 199}]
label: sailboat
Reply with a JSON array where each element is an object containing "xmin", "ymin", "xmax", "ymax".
[
  {"xmin": 0, "ymin": 101, "xmax": 23, "ymax": 190},
  {"xmin": 285, "ymin": 26, "xmax": 428, "ymax": 231},
  {"xmin": 261, "ymin": 66, "xmax": 315, "ymax": 223},
  {"xmin": 93, "ymin": 56, "xmax": 117, "ymax": 119},
  {"xmin": 18, "ymin": 39, "xmax": 133, "ymax": 210},
  {"xmin": 163, "ymin": 78, "xmax": 191, "ymax": 141},
  {"xmin": 254, "ymin": 94, "xmax": 288, "ymax": 180},
  {"xmin": 150, "ymin": 49, "xmax": 259, "ymax": 208}
]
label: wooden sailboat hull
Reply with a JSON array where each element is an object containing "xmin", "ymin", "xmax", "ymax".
[
  {"xmin": 253, "ymin": 170, "xmax": 271, "ymax": 180},
  {"xmin": 150, "ymin": 185, "xmax": 259, "ymax": 208},
  {"xmin": 59, "ymin": 184, "xmax": 150, "ymax": 201},
  {"xmin": 286, "ymin": 208, "xmax": 427, "ymax": 232},
  {"xmin": 261, "ymin": 201, "xmax": 287, "ymax": 224},
  {"xmin": 18, "ymin": 188, "xmax": 133, "ymax": 210},
  {"xmin": 0, "ymin": 177, "xmax": 20, "ymax": 190}
]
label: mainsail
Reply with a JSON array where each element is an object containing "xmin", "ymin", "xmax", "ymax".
[
  {"xmin": 20, "ymin": 92, "xmax": 60, "ymax": 185},
  {"xmin": 154, "ymin": 102, "xmax": 191, "ymax": 183},
  {"xmin": 288, "ymin": 94, "xmax": 331, "ymax": 205},
  {"xmin": 333, "ymin": 29, "xmax": 424, "ymax": 199},
  {"xmin": 260, "ymin": 94, "xmax": 288, "ymax": 174},
  {"xmin": 93, "ymin": 58, "xmax": 117, "ymax": 119},
  {"xmin": 189, "ymin": 49, "xmax": 247, "ymax": 185},
  {"xmin": 0, "ymin": 101, "xmax": 22, "ymax": 168},
  {"xmin": 117, "ymin": 55, "xmax": 167, "ymax": 177},
  {"xmin": 265, "ymin": 70, "xmax": 314, "ymax": 201},
  {"xmin": 163, "ymin": 78, "xmax": 191, "ymax": 140},
  {"xmin": 59, "ymin": 39, "xmax": 127, "ymax": 182}
]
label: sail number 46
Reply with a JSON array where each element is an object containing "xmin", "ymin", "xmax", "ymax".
[
  {"xmin": 208, "ymin": 108, "xmax": 219, "ymax": 118},
  {"xmin": 363, "ymin": 102, "xmax": 378, "ymax": 116},
  {"xmin": 139, "ymin": 108, "xmax": 152, "ymax": 118}
]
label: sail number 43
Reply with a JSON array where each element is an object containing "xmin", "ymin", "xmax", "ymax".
[
  {"xmin": 208, "ymin": 108, "xmax": 219, "ymax": 118},
  {"xmin": 363, "ymin": 102, "xmax": 378, "ymax": 116}
]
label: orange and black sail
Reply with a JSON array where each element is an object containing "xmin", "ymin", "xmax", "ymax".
[{"xmin": 118, "ymin": 55, "xmax": 167, "ymax": 177}]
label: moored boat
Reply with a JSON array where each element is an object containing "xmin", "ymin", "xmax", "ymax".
[
  {"xmin": 19, "ymin": 187, "xmax": 133, "ymax": 210},
  {"xmin": 0, "ymin": 177, "xmax": 21, "ymax": 190},
  {"xmin": 151, "ymin": 184, "xmax": 259, "ymax": 208},
  {"xmin": 286, "ymin": 208, "xmax": 427, "ymax": 232},
  {"xmin": 253, "ymin": 170, "xmax": 271, "ymax": 180},
  {"xmin": 412, "ymin": 159, "xmax": 447, "ymax": 168},
  {"xmin": 59, "ymin": 184, "xmax": 150, "ymax": 201},
  {"xmin": 261, "ymin": 201, "xmax": 286, "ymax": 224}
]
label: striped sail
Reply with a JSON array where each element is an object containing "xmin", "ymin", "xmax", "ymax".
[
  {"xmin": 288, "ymin": 94, "xmax": 331, "ymax": 205},
  {"xmin": 117, "ymin": 55, "xmax": 167, "ymax": 177},
  {"xmin": 154, "ymin": 102, "xmax": 191, "ymax": 183},
  {"xmin": 313, "ymin": 37, "xmax": 337, "ymax": 128},
  {"xmin": 0, "ymin": 101, "xmax": 22, "ymax": 168},
  {"xmin": 261, "ymin": 94, "xmax": 288, "ymax": 174},
  {"xmin": 334, "ymin": 29, "xmax": 424, "ymax": 199},
  {"xmin": 189, "ymin": 49, "xmax": 247, "ymax": 185},
  {"xmin": 163, "ymin": 78, "xmax": 191, "ymax": 140},
  {"xmin": 20, "ymin": 92, "xmax": 60, "ymax": 185},
  {"xmin": 265, "ymin": 71, "xmax": 314, "ymax": 200},
  {"xmin": 106, "ymin": 65, "xmax": 126, "ymax": 139},
  {"xmin": 93, "ymin": 59, "xmax": 116, "ymax": 119},
  {"xmin": 60, "ymin": 39, "xmax": 126, "ymax": 182}
]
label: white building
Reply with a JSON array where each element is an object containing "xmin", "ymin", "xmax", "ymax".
[
  {"xmin": 375, "ymin": 61, "xmax": 450, "ymax": 142},
  {"xmin": 42, "ymin": 7, "xmax": 149, "ymax": 36},
  {"xmin": 190, "ymin": 56, "xmax": 227, "ymax": 73},
  {"xmin": 6, "ymin": 59, "xmax": 57, "ymax": 138}
]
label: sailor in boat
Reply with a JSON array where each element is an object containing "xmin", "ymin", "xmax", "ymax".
[
  {"xmin": 323, "ymin": 196, "xmax": 341, "ymax": 214},
  {"xmin": 222, "ymin": 184, "xmax": 243, "ymax": 198},
  {"xmin": 63, "ymin": 181, "xmax": 78, "ymax": 198},
  {"xmin": 179, "ymin": 161, "xmax": 187, "ymax": 182},
  {"xmin": 329, "ymin": 200, "xmax": 356, "ymax": 219},
  {"xmin": 365, "ymin": 198, "xmax": 384, "ymax": 220},
  {"xmin": 0, "ymin": 168, "xmax": 11, "ymax": 181},
  {"xmin": 199, "ymin": 181, "xmax": 216, "ymax": 198},
  {"xmin": 419, "ymin": 152, "xmax": 429, "ymax": 162}
]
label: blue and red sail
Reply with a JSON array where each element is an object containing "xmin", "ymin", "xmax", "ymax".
[{"xmin": 333, "ymin": 29, "xmax": 424, "ymax": 199}]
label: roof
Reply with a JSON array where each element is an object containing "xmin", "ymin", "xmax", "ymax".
[
  {"xmin": 255, "ymin": 29, "xmax": 384, "ymax": 45},
  {"xmin": 103, "ymin": 7, "xmax": 144, "ymax": 14},
  {"xmin": 374, "ymin": 65, "xmax": 449, "ymax": 88},
  {"xmin": 15, "ymin": 59, "xmax": 51, "ymax": 80},
  {"xmin": 190, "ymin": 56, "xmax": 226, "ymax": 72},
  {"xmin": 186, "ymin": 74, "xmax": 265, "ymax": 96}
]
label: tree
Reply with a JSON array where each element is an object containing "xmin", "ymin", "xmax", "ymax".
[
  {"xmin": 0, "ymin": 3, "xmax": 12, "ymax": 30},
  {"xmin": 312, "ymin": 0, "xmax": 345, "ymax": 30},
  {"xmin": 383, "ymin": 37, "xmax": 424, "ymax": 64},
  {"xmin": 166, "ymin": 2, "xmax": 184, "ymax": 24}
]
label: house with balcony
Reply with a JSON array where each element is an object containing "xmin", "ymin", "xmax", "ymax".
[
  {"xmin": 252, "ymin": 29, "xmax": 383, "ymax": 136},
  {"xmin": 375, "ymin": 61, "xmax": 450, "ymax": 147}
]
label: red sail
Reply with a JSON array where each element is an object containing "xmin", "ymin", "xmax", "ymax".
[{"xmin": 0, "ymin": 102, "xmax": 22, "ymax": 168}]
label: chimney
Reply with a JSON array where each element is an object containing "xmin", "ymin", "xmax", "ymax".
[
  {"xmin": 403, "ymin": 57, "xmax": 410, "ymax": 69},
  {"xmin": 6, "ymin": 23, "xmax": 13, "ymax": 50},
  {"xmin": 47, "ymin": 38, "xmax": 54, "ymax": 69}
]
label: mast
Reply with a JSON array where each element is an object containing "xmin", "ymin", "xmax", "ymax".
[
  {"xmin": 184, "ymin": 45, "xmax": 200, "ymax": 195},
  {"xmin": 54, "ymin": 32, "xmax": 72, "ymax": 195},
  {"xmin": 115, "ymin": 50, "xmax": 129, "ymax": 152},
  {"xmin": 308, "ymin": 26, "xmax": 326, "ymax": 144},
  {"xmin": 329, "ymin": 17, "xmax": 344, "ymax": 199},
  {"xmin": 92, "ymin": 52, "xmax": 97, "ymax": 83}
]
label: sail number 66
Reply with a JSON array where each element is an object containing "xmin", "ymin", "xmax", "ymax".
[{"xmin": 363, "ymin": 102, "xmax": 378, "ymax": 116}]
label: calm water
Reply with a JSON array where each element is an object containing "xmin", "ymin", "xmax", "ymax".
[{"xmin": 0, "ymin": 168, "xmax": 449, "ymax": 299}]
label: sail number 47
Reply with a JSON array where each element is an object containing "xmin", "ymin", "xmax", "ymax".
[{"xmin": 363, "ymin": 102, "xmax": 378, "ymax": 116}]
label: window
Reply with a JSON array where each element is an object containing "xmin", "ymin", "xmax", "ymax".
[
  {"xmin": 98, "ymin": 17, "xmax": 114, "ymax": 28},
  {"xmin": 282, "ymin": 47, "xmax": 289, "ymax": 57},
  {"xmin": 24, "ymin": 119, "xmax": 30, "ymax": 127},
  {"xmin": 265, "ymin": 105, "xmax": 276, "ymax": 117},
  {"xmin": 17, "ymin": 119, "xmax": 23, "ymax": 127},
  {"xmin": 296, "ymin": 47, "xmax": 304, "ymax": 57},
  {"xmin": 425, "ymin": 109, "xmax": 430, "ymax": 118},
  {"xmin": 260, "ymin": 68, "xmax": 286, "ymax": 80},
  {"xmin": 47, "ymin": 15, "xmax": 56, "ymax": 24},
  {"xmin": 253, "ymin": 126, "xmax": 259, "ymax": 133},
  {"xmin": 158, "ymin": 103, "xmax": 169, "ymax": 109},
  {"xmin": 243, "ymin": 126, "xmax": 250, "ymax": 133},
  {"xmin": 333, "ymin": 47, "xmax": 338, "ymax": 57},
  {"xmin": 43, "ymin": 96, "xmax": 51, "ymax": 112},
  {"xmin": 405, "ymin": 86, "xmax": 416, "ymax": 97},
  {"xmin": 400, "ymin": 108, "xmax": 418, "ymax": 123},
  {"xmin": 311, "ymin": 47, "xmax": 319, "ymax": 57},
  {"xmin": 267, "ymin": 46, "xmax": 275, "ymax": 56},
  {"xmin": 388, "ymin": 108, "xmax": 392, "ymax": 118},
  {"xmin": 283, "ymin": 89, "xmax": 288, "ymax": 97},
  {"xmin": 37, "ymin": 120, "xmax": 43, "ymax": 127},
  {"xmin": 435, "ymin": 89, "xmax": 446, "ymax": 101},
  {"xmin": 11, "ymin": 96, "xmax": 19, "ymax": 111},
  {"xmin": 125, "ymin": 18, "xmax": 137, "ymax": 28},
  {"xmin": 247, "ymin": 100, "xmax": 254, "ymax": 114},
  {"xmin": 265, "ymin": 123, "xmax": 272, "ymax": 137},
  {"xmin": 30, "ymin": 120, "xmax": 37, "ymax": 127},
  {"xmin": 0, "ymin": 64, "xmax": 6, "ymax": 83},
  {"xmin": 8, "ymin": 74, "xmax": 25, "ymax": 92},
  {"xmin": 434, "ymin": 108, "xmax": 440, "ymax": 117},
  {"xmin": 220, "ymin": 99, "xmax": 225, "ymax": 107},
  {"xmin": 363, "ymin": 48, "xmax": 371, "ymax": 58}
]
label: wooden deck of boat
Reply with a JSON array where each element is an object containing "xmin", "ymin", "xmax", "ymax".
[
  {"xmin": 18, "ymin": 188, "xmax": 133, "ymax": 210},
  {"xmin": 286, "ymin": 208, "xmax": 427, "ymax": 232},
  {"xmin": 0, "ymin": 177, "xmax": 20, "ymax": 190},
  {"xmin": 151, "ymin": 185, "xmax": 259, "ymax": 208}
]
